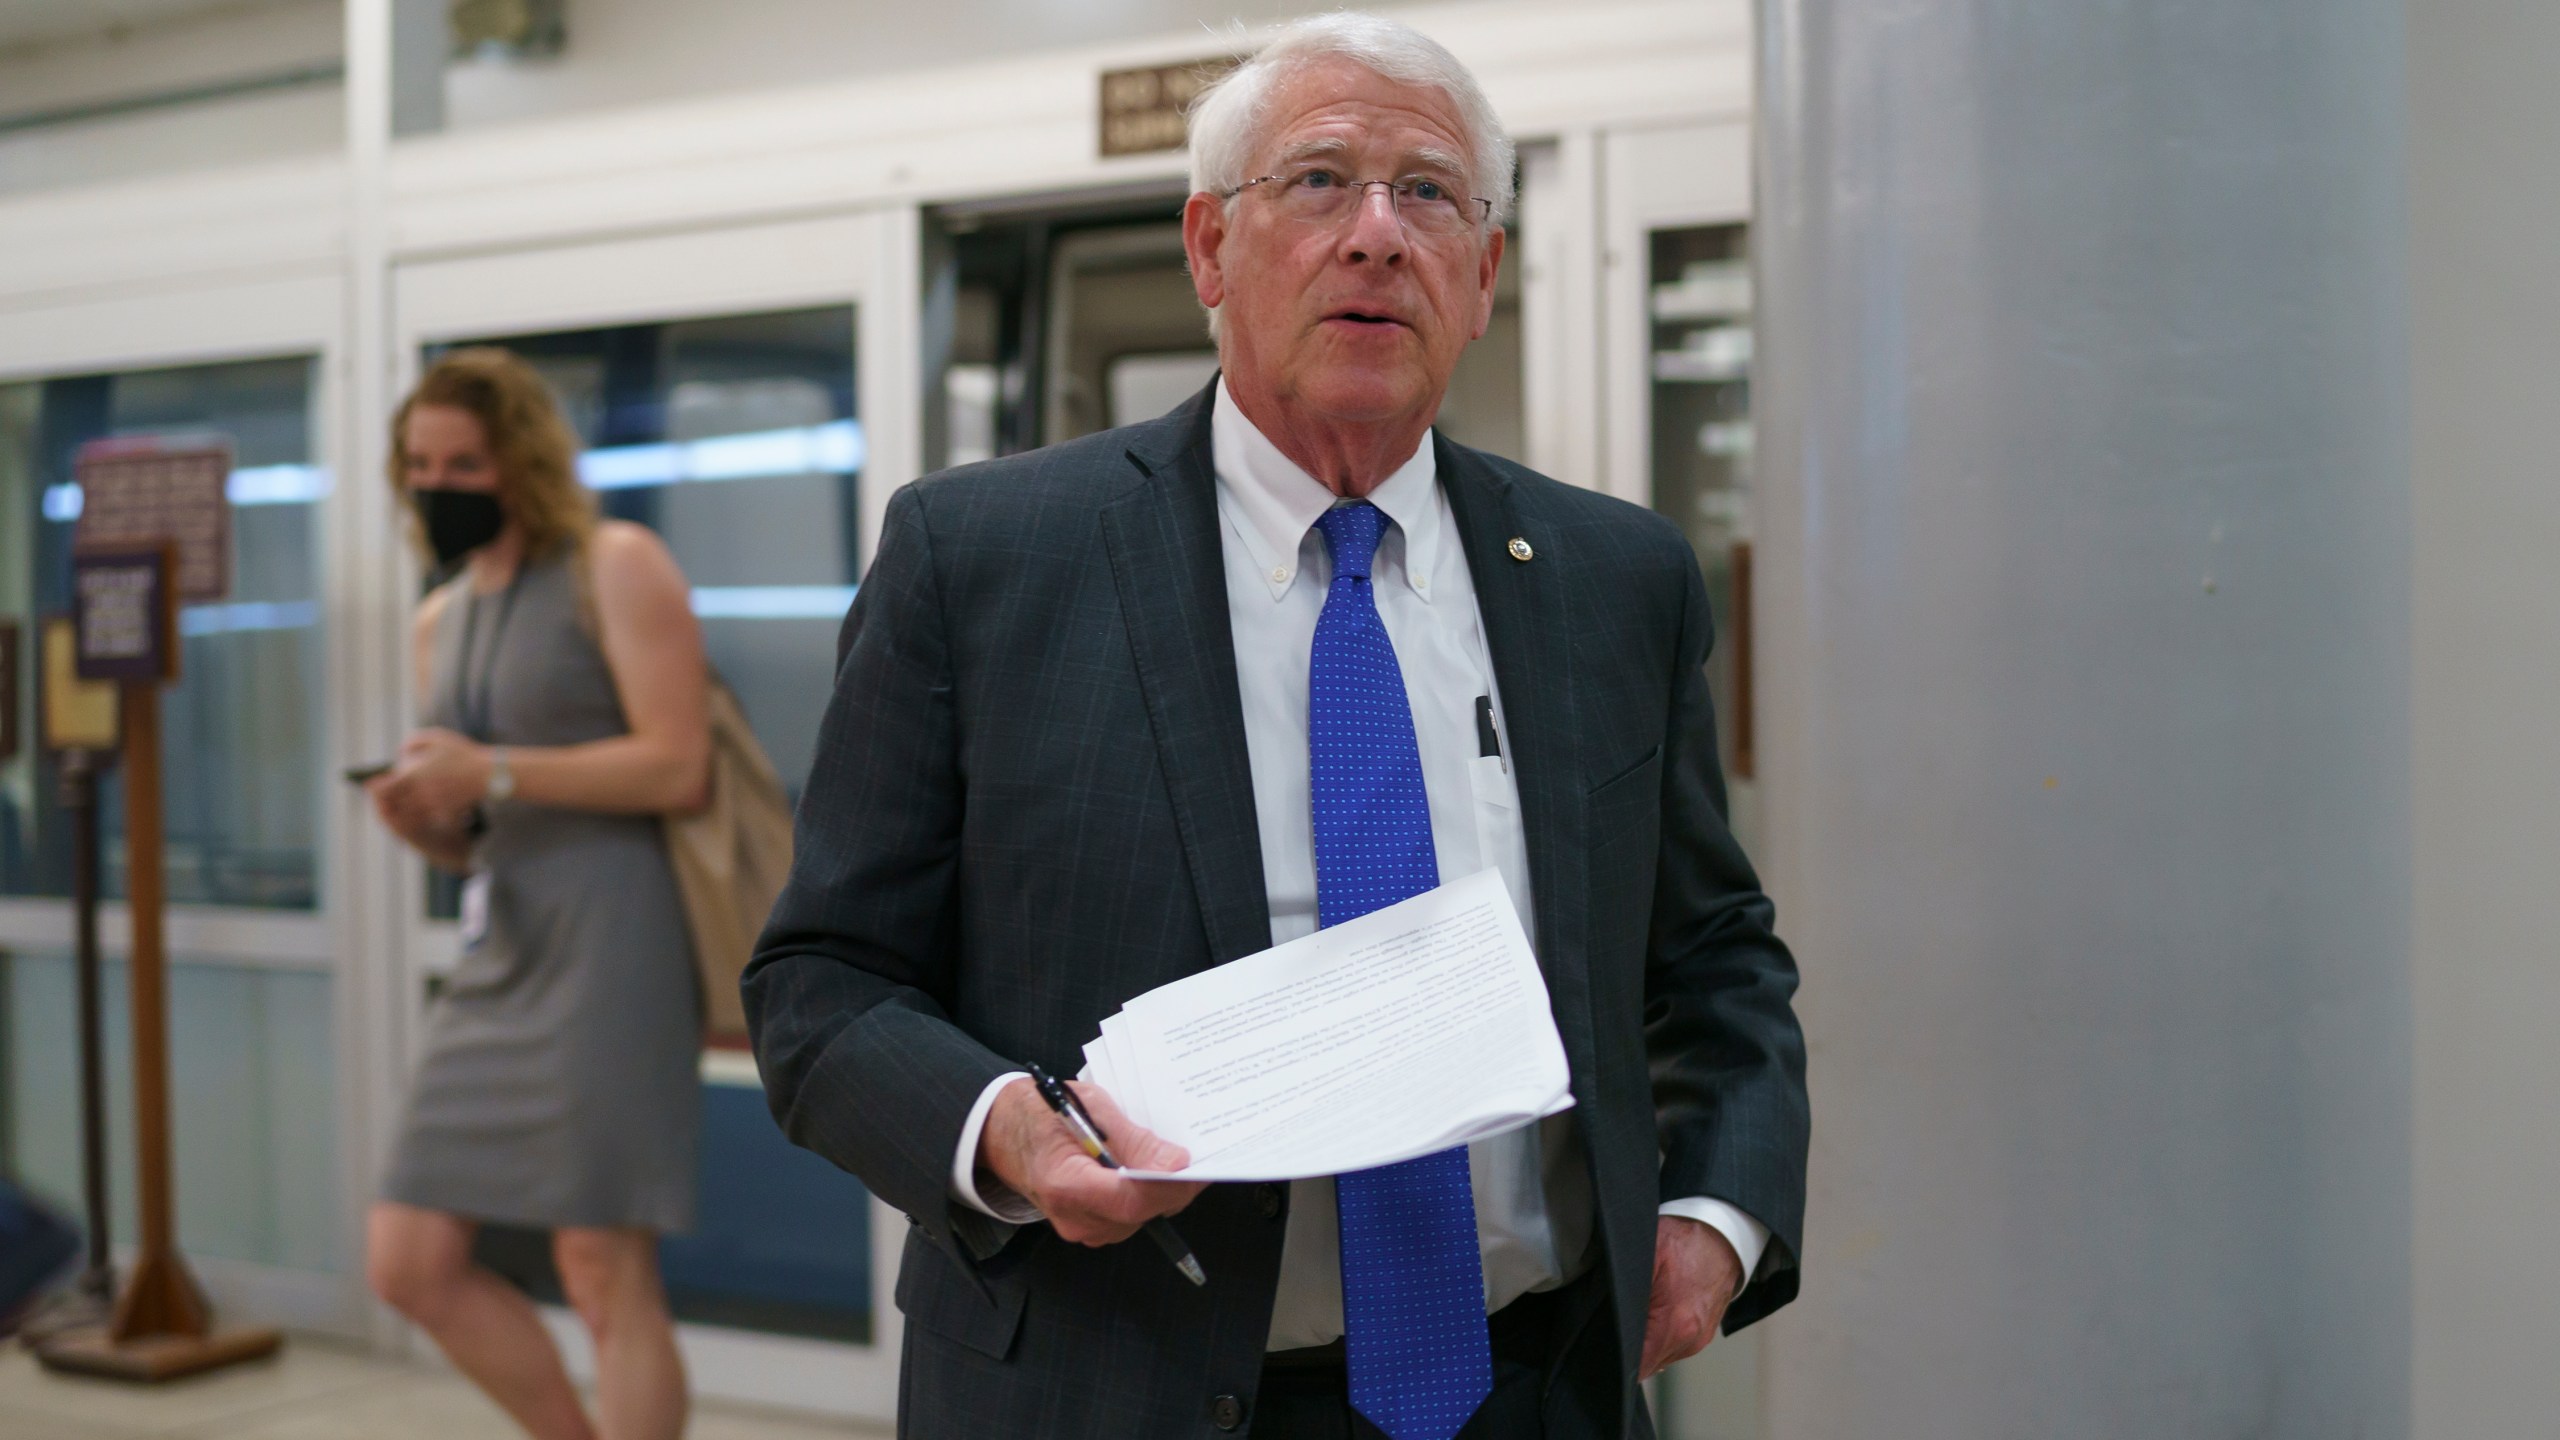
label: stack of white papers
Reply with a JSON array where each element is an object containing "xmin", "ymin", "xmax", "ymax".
[{"xmin": 1080, "ymin": 868, "xmax": 1575, "ymax": 1182}]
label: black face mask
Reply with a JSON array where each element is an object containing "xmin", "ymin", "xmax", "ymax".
[{"xmin": 414, "ymin": 488, "xmax": 506, "ymax": 566}]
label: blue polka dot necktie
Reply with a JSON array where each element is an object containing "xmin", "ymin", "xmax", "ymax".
[{"xmin": 1310, "ymin": 501, "xmax": 1493, "ymax": 1440}]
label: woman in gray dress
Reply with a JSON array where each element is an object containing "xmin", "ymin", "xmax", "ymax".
[{"xmin": 364, "ymin": 348, "xmax": 709, "ymax": 1440}]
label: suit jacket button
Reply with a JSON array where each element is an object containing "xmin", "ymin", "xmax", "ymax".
[
  {"xmin": 1212, "ymin": 1393, "xmax": 1247, "ymax": 1430},
  {"xmin": 1256, "ymin": 1184, "xmax": 1284, "ymax": 1221}
]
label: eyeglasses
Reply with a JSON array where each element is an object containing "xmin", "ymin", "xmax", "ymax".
[{"xmin": 1224, "ymin": 167, "xmax": 1494, "ymax": 239}]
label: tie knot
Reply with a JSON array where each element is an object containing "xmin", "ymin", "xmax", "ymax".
[{"xmin": 1315, "ymin": 502, "xmax": 1386, "ymax": 580}]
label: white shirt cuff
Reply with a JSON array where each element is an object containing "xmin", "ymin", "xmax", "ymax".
[
  {"xmin": 950, "ymin": 1071, "xmax": 1044, "ymax": 1224},
  {"xmin": 1659, "ymin": 1195, "xmax": 1770, "ymax": 1285}
]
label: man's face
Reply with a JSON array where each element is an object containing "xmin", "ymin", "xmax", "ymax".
[{"xmin": 1185, "ymin": 57, "xmax": 1505, "ymax": 432}]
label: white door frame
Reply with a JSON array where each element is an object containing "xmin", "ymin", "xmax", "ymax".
[
  {"xmin": 1600, "ymin": 119, "xmax": 1753, "ymax": 510},
  {"xmin": 0, "ymin": 266, "xmax": 368, "ymax": 1339},
  {"xmin": 1518, "ymin": 133, "xmax": 1606, "ymax": 492},
  {"xmin": 1591, "ymin": 118, "xmax": 1760, "ymax": 1440},
  {"xmin": 383, "ymin": 206, "xmax": 919, "ymax": 1424}
]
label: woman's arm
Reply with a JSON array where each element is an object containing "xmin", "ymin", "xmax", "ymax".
[
  {"xmin": 386, "ymin": 522, "xmax": 713, "ymax": 821},
  {"xmin": 370, "ymin": 585, "xmax": 477, "ymax": 871},
  {"xmin": 506, "ymin": 521, "xmax": 713, "ymax": 811}
]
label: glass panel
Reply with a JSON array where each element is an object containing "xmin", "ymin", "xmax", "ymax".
[
  {"xmin": 1040, "ymin": 222, "xmax": 1203, "ymax": 442},
  {"xmin": 926, "ymin": 196, "xmax": 1191, "ymax": 465},
  {"xmin": 1644, "ymin": 224, "xmax": 1758, "ymax": 841},
  {"xmin": 421, "ymin": 306, "xmax": 862, "ymax": 922},
  {"xmin": 0, "ymin": 356, "xmax": 325, "ymax": 909},
  {"xmin": 421, "ymin": 306, "xmax": 870, "ymax": 1342},
  {"xmin": 433, "ymin": 306, "xmax": 861, "ymax": 796},
  {"xmin": 1, "ymin": 950, "xmax": 338, "ymax": 1272},
  {"xmin": 925, "ymin": 197, "xmax": 1522, "ymax": 461},
  {"xmin": 1647, "ymin": 217, "xmax": 1767, "ymax": 1440},
  {"xmin": 472, "ymin": 1072, "xmax": 872, "ymax": 1342}
]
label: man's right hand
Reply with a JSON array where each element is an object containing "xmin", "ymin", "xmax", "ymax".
[{"xmin": 978, "ymin": 1077, "xmax": 1207, "ymax": 1246}]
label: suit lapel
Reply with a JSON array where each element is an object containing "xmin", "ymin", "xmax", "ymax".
[
  {"xmin": 1095, "ymin": 408, "xmax": 1593, "ymax": 1042},
  {"xmin": 1101, "ymin": 393, "xmax": 1273, "ymax": 968},
  {"xmin": 1439, "ymin": 438, "xmax": 1598, "ymax": 1079}
]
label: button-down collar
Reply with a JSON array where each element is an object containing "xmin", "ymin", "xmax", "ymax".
[{"xmin": 1212, "ymin": 379, "xmax": 1442, "ymax": 604}]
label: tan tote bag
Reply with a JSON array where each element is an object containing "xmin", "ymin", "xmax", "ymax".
[{"xmin": 664, "ymin": 679, "xmax": 795, "ymax": 1041}]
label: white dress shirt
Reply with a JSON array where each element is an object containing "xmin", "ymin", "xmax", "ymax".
[{"xmin": 950, "ymin": 381, "xmax": 1768, "ymax": 1349}]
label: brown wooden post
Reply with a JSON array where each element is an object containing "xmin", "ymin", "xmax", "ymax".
[
  {"xmin": 106, "ymin": 680, "xmax": 207, "ymax": 1342},
  {"xmin": 65, "ymin": 749, "xmax": 115, "ymax": 1302},
  {"xmin": 38, "ymin": 544, "xmax": 278, "ymax": 1381},
  {"xmin": 35, "ymin": 617, "xmax": 121, "ymax": 1310}
]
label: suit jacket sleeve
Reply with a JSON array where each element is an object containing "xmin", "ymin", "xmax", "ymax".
[
  {"xmin": 742, "ymin": 482, "xmax": 1018, "ymax": 1260},
  {"xmin": 1647, "ymin": 547, "xmax": 1811, "ymax": 1331}
]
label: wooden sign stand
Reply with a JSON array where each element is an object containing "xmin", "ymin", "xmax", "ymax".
[
  {"xmin": 64, "ymin": 746, "xmax": 116, "ymax": 1312},
  {"xmin": 38, "ymin": 615, "xmax": 121, "ymax": 1331},
  {"xmin": 37, "ymin": 545, "xmax": 282, "ymax": 1382}
]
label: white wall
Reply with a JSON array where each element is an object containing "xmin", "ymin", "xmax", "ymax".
[
  {"xmin": 2408, "ymin": 3, "xmax": 2560, "ymax": 1435},
  {"xmin": 0, "ymin": 0, "xmax": 339, "ymax": 114},
  {"xmin": 0, "ymin": 0, "xmax": 1463, "ymax": 191},
  {"xmin": 0, "ymin": 0, "xmax": 341, "ymax": 195},
  {"xmin": 443, "ymin": 0, "xmax": 1433, "ymax": 129},
  {"xmin": 0, "ymin": 88, "xmax": 341, "ymax": 195}
]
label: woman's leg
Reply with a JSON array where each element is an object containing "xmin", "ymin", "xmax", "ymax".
[
  {"xmin": 367, "ymin": 1201, "xmax": 596, "ymax": 1440},
  {"xmin": 552, "ymin": 1227, "xmax": 687, "ymax": 1440}
]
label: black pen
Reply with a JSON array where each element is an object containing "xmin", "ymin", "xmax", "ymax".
[{"xmin": 1023, "ymin": 1062, "xmax": 1207, "ymax": 1287}]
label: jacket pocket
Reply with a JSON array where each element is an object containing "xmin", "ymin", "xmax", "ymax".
[
  {"xmin": 895, "ymin": 1223, "xmax": 1028, "ymax": 1361},
  {"xmin": 1586, "ymin": 743, "xmax": 1664, "ymax": 904},
  {"xmin": 1586, "ymin": 743, "xmax": 1664, "ymax": 802}
]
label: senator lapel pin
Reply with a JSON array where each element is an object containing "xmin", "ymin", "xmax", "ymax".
[{"xmin": 1507, "ymin": 536, "xmax": 1535, "ymax": 562}]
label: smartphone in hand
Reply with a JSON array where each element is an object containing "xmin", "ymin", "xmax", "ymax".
[{"xmin": 344, "ymin": 762, "xmax": 393, "ymax": 784}]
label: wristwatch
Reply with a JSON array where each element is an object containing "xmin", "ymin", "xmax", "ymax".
[{"xmin": 485, "ymin": 746, "xmax": 516, "ymax": 804}]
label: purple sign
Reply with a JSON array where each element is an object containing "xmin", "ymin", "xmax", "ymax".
[{"xmin": 72, "ymin": 544, "xmax": 177, "ymax": 685}]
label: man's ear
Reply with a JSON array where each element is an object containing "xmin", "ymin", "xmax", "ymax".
[
  {"xmin": 1471, "ymin": 228, "xmax": 1508, "ymax": 341},
  {"xmin": 1183, "ymin": 192, "xmax": 1230, "ymax": 311}
]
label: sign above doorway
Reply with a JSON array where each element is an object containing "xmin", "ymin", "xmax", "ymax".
[{"xmin": 1098, "ymin": 56, "xmax": 1241, "ymax": 158}]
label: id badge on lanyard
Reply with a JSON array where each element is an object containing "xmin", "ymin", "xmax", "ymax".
[
  {"xmin": 454, "ymin": 577, "xmax": 516, "ymax": 956},
  {"xmin": 458, "ymin": 872, "xmax": 494, "ymax": 951}
]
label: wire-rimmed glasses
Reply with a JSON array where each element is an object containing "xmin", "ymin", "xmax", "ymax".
[{"xmin": 1223, "ymin": 167, "xmax": 1495, "ymax": 238}]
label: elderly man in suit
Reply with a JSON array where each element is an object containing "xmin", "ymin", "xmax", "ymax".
[{"xmin": 744, "ymin": 13, "xmax": 1808, "ymax": 1438}]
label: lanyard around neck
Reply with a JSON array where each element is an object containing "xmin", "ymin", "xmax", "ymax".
[{"xmin": 455, "ymin": 572, "xmax": 523, "ymax": 743}]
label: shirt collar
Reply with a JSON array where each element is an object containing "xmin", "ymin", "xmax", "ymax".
[{"xmin": 1211, "ymin": 378, "xmax": 1442, "ymax": 603}]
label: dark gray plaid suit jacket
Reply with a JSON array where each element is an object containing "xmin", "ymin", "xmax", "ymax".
[{"xmin": 743, "ymin": 383, "xmax": 1808, "ymax": 1439}]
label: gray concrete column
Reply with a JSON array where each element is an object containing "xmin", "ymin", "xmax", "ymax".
[
  {"xmin": 1749, "ymin": 4, "xmax": 2410, "ymax": 1436},
  {"xmin": 2409, "ymin": 2, "xmax": 2560, "ymax": 1434}
]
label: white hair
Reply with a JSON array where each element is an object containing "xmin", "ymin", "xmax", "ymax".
[{"xmin": 1188, "ymin": 13, "xmax": 1516, "ymax": 228}]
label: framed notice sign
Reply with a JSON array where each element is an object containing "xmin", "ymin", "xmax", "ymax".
[
  {"xmin": 1098, "ymin": 55, "xmax": 1241, "ymax": 156},
  {"xmin": 41, "ymin": 616, "xmax": 121, "ymax": 753},
  {"xmin": 73, "ymin": 439, "xmax": 233, "ymax": 604},
  {"xmin": 73, "ymin": 544, "xmax": 179, "ymax": 685}
]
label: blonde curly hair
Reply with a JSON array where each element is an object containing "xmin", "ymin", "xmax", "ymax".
[{"xmin": 388, "ymin": 347, "xmax": 597, "ymax": 567}]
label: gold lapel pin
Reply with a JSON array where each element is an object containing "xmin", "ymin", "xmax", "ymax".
[{"xmin": 1507, "ymin": 536, "xmax": 1535, "ymax": 562}]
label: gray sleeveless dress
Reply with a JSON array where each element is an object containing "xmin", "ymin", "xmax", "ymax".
[{"xmin": 381, "ymin": 552, "xmax": 701, "ymax": 1233}]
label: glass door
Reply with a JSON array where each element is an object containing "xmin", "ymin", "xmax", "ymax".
[
  {"xmin": 1648, "ymin": 221, "xmax": 1756, "ymax": 827},
  {"xmin": 922, "ymin": 186, "xmax": 1525, "ymax": 467},
  {"xmin": 389, "ymin": 211, "xmax": 914, "ymax": 1422},
  {"xmin": 0, "ymin": 268, "xmax": 359, "ymax": 1336},
  {"xmin": 426, "ymin": 303, "xmax": 870, "ymax": 1342},
  {"xmin": 0, "ymin": 353, "xmax": 341, "ymax": 1290},
  {"xmin": 1604, "ymin": 121, "xmax": 1765, "ymax": 1440},
  {"xmin": 1607, "ymin": 121, "xmax": 1759, "ymax": 852}
]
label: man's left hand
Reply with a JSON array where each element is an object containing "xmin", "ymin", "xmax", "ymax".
[{"xmin": 1639, "ymin": 1215, "xmax": 1743, "ymax": 1380}]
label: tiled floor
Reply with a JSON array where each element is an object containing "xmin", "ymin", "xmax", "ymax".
[{"xmin": 0, "ymin": 1336, "xmax": 893, "ymax": 1440}]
